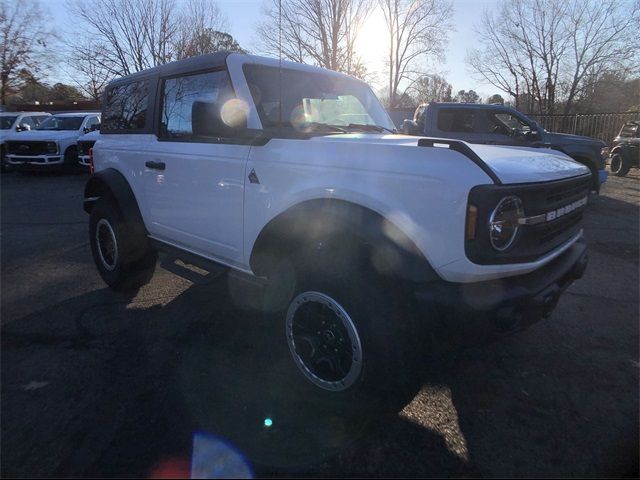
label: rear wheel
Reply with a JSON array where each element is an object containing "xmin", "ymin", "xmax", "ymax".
[
  {"xmin": 610, "ymin": 153, "xmax": 631, "ymax": 177},
  {"xmin": 89, "ymin": 198, "xmax": 157, "ymax": 291}
]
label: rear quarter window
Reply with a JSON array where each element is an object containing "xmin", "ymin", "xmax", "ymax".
[
  {"xmin": 436, "ymin": 109, "xmax": 478, "ymax": 133},
  {"xmin": 102, "ymin": 80, "xmax": 150, "ymax": 132}
]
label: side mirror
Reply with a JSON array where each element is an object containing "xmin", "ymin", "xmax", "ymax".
[
  {"xmin": 192, "ymin": 99, "xmax": 248, "ymax": 138},
  {"xmin": 402, "ymin": 119, "xmax": 419, "ymax": 135},
  {"xmin": 16, "ymin": 124, "xmax": 31, "ymax": 132}
]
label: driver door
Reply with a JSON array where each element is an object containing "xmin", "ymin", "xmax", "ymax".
[{"xmin": 482, "ymin": 110, "xmax": 538, "ymax": 146}]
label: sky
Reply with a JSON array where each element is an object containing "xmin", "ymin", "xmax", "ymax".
[{"xmin": 46, "ymin": 0, "xmax": 499, "ymax": 99}]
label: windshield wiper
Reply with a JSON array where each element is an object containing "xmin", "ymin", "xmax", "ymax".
[
  {"xmin": 304, "ymin": 122, "xmax": 347, "ymax": 134},
  {"xmin": 345, "ymin": 123, "xmax": 396, "ymax": 134}
]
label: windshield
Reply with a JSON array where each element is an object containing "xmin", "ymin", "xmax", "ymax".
[
  {"xmin": 243, "ymin": 65, "xmax": 395, "ymax": 133},
  {"xmin": 36, "ymin": 116, "xmax": 85, "ymax": 131},
  {"xmin": 1, "ymin": 116, "xmax": 18, "ymax": 130}
]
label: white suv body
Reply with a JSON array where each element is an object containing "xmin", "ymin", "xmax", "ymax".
[
  {"xmin": 5, "ymin": 112, "xmax": 100, "ymax": 170},
  {"xmin": 84, "ymin": 53, "xmax": 590, "ymax": 400}
]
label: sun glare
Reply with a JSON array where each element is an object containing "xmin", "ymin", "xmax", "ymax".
[{"xmin": 355, "ymin": 9, "xmax": 388, "ymax": 70}]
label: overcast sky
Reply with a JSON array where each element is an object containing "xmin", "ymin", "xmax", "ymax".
[{"xmin": 47, "ymin": 0, "xmax": 499, "ymax": 99}]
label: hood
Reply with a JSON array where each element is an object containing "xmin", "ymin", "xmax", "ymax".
[
  {"xmin": 544, "ymin": 131, "xmax": 606, "ymax": 148},
  {"xmin": 310, "ymin": 133, "xmax": 590, "ymax": 184},
  {"xmin": 4, "ymin": 129, "xmax": 80, "ymax": 142}
]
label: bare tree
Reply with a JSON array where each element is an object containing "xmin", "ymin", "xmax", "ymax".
[
  {"xmin": 173, "ymin": 0, "xmax": 229, "ymax": 59},
  {"xmin": 68, "ymin": 0, "xmax": 180, "ymax": 77},
  {"xmin": 561, "ymin": 0, "xmax": 640, "ymax": 113},
  {"xmin": 0, "ymin": 0, "xmax": 53, "ymax": 104},
  {"xmin": 468, "ymin": 0, "xmax": 640, "ymax": 114},
  {"xmin": 256, "ymin": 0, "xmax": 373, "ymax": 77},
  {"xmin": 379, "ymin": 0, "xmax": 453, "ymax": 108},
  {"xmin": 406, "ymin": 73, "xmax": 452, "ymax": 103},
  {"xmin": 67, "ymin": 40, "xmax": 112, "ymax": 101}
]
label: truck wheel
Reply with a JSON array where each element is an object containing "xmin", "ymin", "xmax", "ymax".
[
  {"xmin": 275, "ymin": 247, "xmax": 423, "ymax": 415},
  {"xmin": 610, "ymin": 153, "xmax": 631, "ymax": 177},
  {"xmin": 89, "ymin": 198, "xmax": 157, "ymax": 291}
]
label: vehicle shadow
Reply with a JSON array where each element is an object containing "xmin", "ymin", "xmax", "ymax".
[{"xmin": 0, "ymin": 274, "xmax": 470, "ymax": 478}]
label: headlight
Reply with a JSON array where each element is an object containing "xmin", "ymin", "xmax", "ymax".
[
  {"xmin": 46, "ymin": 142, "xmax": 57, "ymax": 154},
  {"xmin": 489, "ymin": 196, "xmax": 524, "ymax": 251}
]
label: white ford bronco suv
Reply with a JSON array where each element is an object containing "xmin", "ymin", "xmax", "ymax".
[{"xmin": 84, "ymin": 52, "xmax": 589, "ymax": 406}]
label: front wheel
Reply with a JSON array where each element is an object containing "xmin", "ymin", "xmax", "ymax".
[
  {"xmin": 89, "ymin": 198, "xmax": 157, "ymax": 291},
  {"xmin": 276, "ymin": 250, "xmax": 424, "ymax": 414}
]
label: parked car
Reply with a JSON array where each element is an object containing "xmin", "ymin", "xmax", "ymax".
[
  {"xmin": 403, "ymin": 103, "xmax": 607, "ymax": 192},
  {"xmin": 4, "ymin": 112, "xmax": 100, "ymax": 172},
  {"xmin": 84, "ymin": 52, "xmax": 590, "ymax": 412},
  {"xmin": 0, "ymin": 111, "xmax": 51, "ymax": 171},
  {"xmin": 605, "ymin": 121, "xmax": 639, "ymax": 177},
  {"xmin": 77, "ymin": 128, "xmax": 100, "ymax": 171}
]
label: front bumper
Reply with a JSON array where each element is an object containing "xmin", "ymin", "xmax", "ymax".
[
  {"xmin": 6, "ymin": 154, "xmax": 63, "ymax": 170},
  {"xmin": 415, "ymin": 237, "xmax": 588, "ymax": 337},
  {"xmin": 78, "ymin": 155, "xmax": 91, "ymax": 169},
  {"xmin": 598, "ymin": 169, "xmax": 608, "ymax": 187}
]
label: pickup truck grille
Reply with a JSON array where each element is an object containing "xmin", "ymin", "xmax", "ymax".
[
  {"xmin": 6, "ymin": 141, "xmax": 48, "ymax": 156},
  {"xmin": 466, "ymin": 174, "xmax": 591, "ymax": 265}
]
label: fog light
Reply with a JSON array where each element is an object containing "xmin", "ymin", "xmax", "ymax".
[{"xmin": 489, "ymin": 196, "xmax": 523, "ymax": 251}]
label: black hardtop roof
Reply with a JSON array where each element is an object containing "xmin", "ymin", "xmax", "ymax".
[{"xmin": 106, "ymin": 51, "xmax": 232, "ymax": 88}]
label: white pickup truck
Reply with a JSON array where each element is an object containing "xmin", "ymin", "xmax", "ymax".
[
  {"xmin": 84, "ymin": 52, "xmax": 590, "ymax": 408},
  {"xmin": 5, "ymin": 112, "xmax": 100, "ymax": 172}
]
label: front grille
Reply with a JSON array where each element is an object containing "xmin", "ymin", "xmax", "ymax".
[
  {"xmin": 6, "ymin": 141, "xmax": 49, "ymax": 156},
  {"xmin": 466, "ymin": 174, "xmax": 591, "ymax": 264},
  {"xmin": 78, "ymin": 140, "xmax": 95, "ymax": 156}
]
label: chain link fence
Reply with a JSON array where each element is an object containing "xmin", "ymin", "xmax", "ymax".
[{"xmin": 529, "ymin": 112, "xmax": 640, "ymax": 144}]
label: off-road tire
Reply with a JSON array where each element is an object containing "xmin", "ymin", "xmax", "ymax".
[
  {"xmin": 268, "ymin": 244, "xmax": 424, "ymax": 416},
  {"xmin": 610, "ymin": 153, "xmax": 631, "ymax": 177},
  {"xmin": 89, "ymin": 197, "xmax": 157, "ymax": 291}
]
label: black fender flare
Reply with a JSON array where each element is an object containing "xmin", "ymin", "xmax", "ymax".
[
  {"xmin": 249, "ymin": 198, "xmax": 440, "ymax": 283},
  {"xmin": 83, "ymin": 168, "xmax": 147, "ymax": 238}
]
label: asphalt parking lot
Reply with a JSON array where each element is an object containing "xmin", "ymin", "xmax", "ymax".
[{"xmin": 1, "ymin": 170, "xmax": 638, "ymax": 478}]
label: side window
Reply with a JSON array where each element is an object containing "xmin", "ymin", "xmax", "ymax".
[
  {"xmin": 493, "ymin": 112, "xmax": 531, "ymax": 133},
  {"xmin": 32, "ymin": 116, "xmax": 48, "ymax": 126},
  {"xmin": 85, "ymin": 116, "xmax": 101, "ymax": 131},
  {"xmin": 160, "ymin": 70, "xmax": 236, "ymax": 140},
  {"xmin": 102, "ymin": 80, "xmax": 149, "ymax": 132},
  {"xmin": 437, "ymin": 109, "xmax": 477, "ymax": 133},
  {"xmin": 20, "ymin": 116, "xmax": 35, "ymax": 128}
]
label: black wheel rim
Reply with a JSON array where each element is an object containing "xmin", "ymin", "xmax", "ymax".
[{"xmin": 286, "ymin": 291, "xmax": 362, "ymax": 391}]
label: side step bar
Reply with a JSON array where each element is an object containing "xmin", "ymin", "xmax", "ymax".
[
  {"xmin": 150, "ymin": 239, "xmax": 266, "ymax": 288},
  {"xmin": 151, "ymin": 239, "xmax": 227, "ymax": 285}
]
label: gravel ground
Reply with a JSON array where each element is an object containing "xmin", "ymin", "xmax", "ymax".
[{"xmin": 1, "ymin": 170, "xmax": 638, "ymax": 478}]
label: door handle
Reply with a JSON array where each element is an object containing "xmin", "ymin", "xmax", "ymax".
[{"xmin": 145, "ymin": 160, "xmax": 166, "ymax": 170}]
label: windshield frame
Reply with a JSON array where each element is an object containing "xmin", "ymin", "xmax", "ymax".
[{"xmin": 241, "ymin": 63, "xmax": 395, "ymax": 135}]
